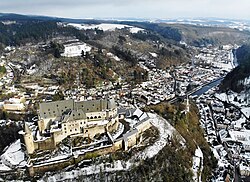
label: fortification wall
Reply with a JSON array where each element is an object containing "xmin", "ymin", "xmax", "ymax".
[
  {"xmin": 35, "ymin": 137, "xmax": 55, "ymax": 151},
  {"xmin": 28, "ymin": 123, "xmax": 152, "ymax": 177}
]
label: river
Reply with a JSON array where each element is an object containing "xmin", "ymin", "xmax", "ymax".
[
  {"xmin": 191, "ymin": 78, "xmax": 224, "ymax": 96},
  {"xmin": 191, "ymin": 48, "xmax": 238, "ymax": 97}
]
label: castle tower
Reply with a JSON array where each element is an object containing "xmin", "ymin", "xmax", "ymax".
[{"xmin": 23, "ymin": 123, "xmax": 35, "ymax": 154}]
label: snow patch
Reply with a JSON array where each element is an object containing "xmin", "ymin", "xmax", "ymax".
[
  {"xmin": 67, "ymin": 23, "xmax": 143, "ymax": 34},
  {"xmin": 67, "ymin": 23, "xmax": 131, "ymax": 31},
  {"xmin": 1, "ymin": 139, "xmax": 26, "ymax": 168},
  {"xmin": 149, "ymin": 52, "xmax": 158, "ymax": 58},
  {"xmin": 192, "ymin": 147, "xmax": 203, "ymax": 182},
  {"xmin": 107, "ymin": 52, "xmax": 120, "ymax": 61},
  {"xmin": 129, "ymin": 27, "xmax": 144, "ymax": 33}
]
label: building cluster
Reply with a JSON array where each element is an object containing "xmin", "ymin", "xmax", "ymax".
[
  {"xmin": 0, "ymin": 95, "xmax": 26, "ymax": 112},
  {"xmin": 0, "ymin": 40, "xmax": 240, "ymax": 179},
  {"xmin": 131, "ymin": 45, "xmax": 236, "ymax": 107},
  {"xmin": 194, "ymin": 45, "xmax": 235, "ymax": 72},
  {"xmin": 196, "ymin": 87, "xmax": 250, "ymax": 180}
]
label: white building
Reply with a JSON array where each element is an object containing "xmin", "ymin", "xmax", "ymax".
[{"xmin": 61, "ymin": 42, "xmax": 91, "ymax": 57}]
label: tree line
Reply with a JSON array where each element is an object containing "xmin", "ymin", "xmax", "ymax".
[
  {"xmin": 220, "ymin": 44, "xmax": 250, "ymax": 93},
  {"xmin": 0, "ymin": 20, "xmax": 88, "ymax": 46}
]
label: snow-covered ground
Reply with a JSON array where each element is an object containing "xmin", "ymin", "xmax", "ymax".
[
  {"xmin": 133, "ymin": 113, "xmax": 184, "ymax": 160},
  {"xmin": 149, "ymin": 52, "xmax": 158, "ymax": 58},
  {"xmin": 39, "ymin": 113, "xmax": 184, "ymax": 181},
  {"xmin": 215, "ymin": 91, "xmax": 250, "ymax": 118},
  {"xmin": 213, "ymin": 61, "xmax": 234, "ymax": 72},
  {"xmin": 129, "ymin": 27, "xmax": 144, "ymax": 33},
  {"xmin": 107, "ymin": 52, "xmax": 120, "ymax": 61},
  {"xmin": 67, "ymin": 23, "xmax": 131, "ymax": 31},
  {"xmin": 0, "ymin": 162, "xmax": 11, "ymax": 172},
  {"xmin": 0, "ymin": 139, "xmax": 26, "ymax": 169},
  {"xmin": 192, "ymin": 147, "xmax": 203, "ymax": 182},
  {"xmin": 67, "ymin": 23, "xmax": 144, "ymax": 33}
]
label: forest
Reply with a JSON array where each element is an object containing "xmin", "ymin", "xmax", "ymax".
[
  {"xmin": 220, "ymin": 44, "xmax": 250, "ymax": 92},
  {"xmin": 0, "ymin": 20, "xmax": 88, "ymax": 46}
]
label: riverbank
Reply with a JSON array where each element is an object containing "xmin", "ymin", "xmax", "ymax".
[{"xmin": 191, "ymin": 77, "xmax": 224, "ymax": 96}]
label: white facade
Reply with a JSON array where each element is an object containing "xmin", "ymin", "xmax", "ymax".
[{"xmin": 61, "ymin": 43, "xmax": 91, "ymax": 57}]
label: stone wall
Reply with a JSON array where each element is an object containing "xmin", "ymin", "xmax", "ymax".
[
  {"xmin": 35, "ymin": 137, "xmax": 55, "ymax": 151},
  {"xmin": 26, "ymin": 113, "xmax": 152, "ymax": 176},
  {"xmin": 30, "ymin": 157, "xmax": 74, "ymax": 176},
  {"xmin": 135, "ymin": 120, "xmax": 152, "ymax": 133}
]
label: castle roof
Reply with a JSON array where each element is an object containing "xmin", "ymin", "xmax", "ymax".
[
  {"xmin": 61, "ymin": 109, "xmax": 87, "ymax": 123},
  {"xmin": 39, "ymin": 98, "xmax": 117, "ymax": 120}
]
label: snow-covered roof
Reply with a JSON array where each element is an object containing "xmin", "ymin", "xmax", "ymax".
[{"xmin": 133, "ymin": 108, "xmax": 143, "ymax": 118}]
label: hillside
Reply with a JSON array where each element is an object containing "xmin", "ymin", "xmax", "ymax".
[
  {"xmin": 0, "ymin": 17, "xmax": 192, "ymax": 89},
  {"xmin": 220, "ymin": 44, "xmax": 250, "ymax": 93},
  {"xmin": 170, "ymin": 24, "xmax": 250, "ymax": 46},
  {"xmin": 1, "ymin": 13, "xmax": 249, "ymax": 47},
  {"xmin": 1, "ymin": 15, "xmax": 249, "ymax": 89},
  {"xmin": 116, "ymin": 21, "xmax": 250, "ymax": 46},
  {"xmin": 0, "ymin": 13, "xmax": 248, "ymax": 181},
  {"xmin": 39, "ymin": 102, "xmax": 217, "ymax": 182}
]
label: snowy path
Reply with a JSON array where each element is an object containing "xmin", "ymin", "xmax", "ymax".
[
  {"xmin": 192, "ymin": 147, "xmax": 203, "ymax": 182},
  {"xmin": 132, "ymin": 113, "xmax": 182, "ymax": 160}
]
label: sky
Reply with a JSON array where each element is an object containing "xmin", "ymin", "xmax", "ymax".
[{"xmin": 0, "ymin": 0, "xmax": 249, "ymax": 20}]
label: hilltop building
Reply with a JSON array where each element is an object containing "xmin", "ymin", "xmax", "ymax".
[
  {"xmin": 61, "ymin": 41, "xmax": 91, "ymax": 57},
  {"xmin": 19, "ymin": 98, "xmax": 152, "ymax": 176},
  {"xmin": 20, "ymin": 98, "xmax": 119, "ymax": 154}
]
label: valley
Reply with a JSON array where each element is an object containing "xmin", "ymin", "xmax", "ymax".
[{"xmin": 0, "ymin": 13, "xmax": 249, "ymax": 181}]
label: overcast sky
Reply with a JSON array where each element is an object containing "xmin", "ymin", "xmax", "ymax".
[{"xmin": 0, "ymin": 0, "xmax": 249, "ymax": 20}]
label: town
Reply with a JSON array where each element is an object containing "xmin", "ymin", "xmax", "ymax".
[{"xmin": 0, "ymin": 32, "xmax": 244, "ymax": 180}]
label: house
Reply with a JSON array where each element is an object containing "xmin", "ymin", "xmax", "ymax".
[
  {"xmin": 61, "ymin": 42, "xmax": 91, "ymax": 57},
  {"xmin": 3, "ymin": 96, "xmax": 26, "ymax": 111}
]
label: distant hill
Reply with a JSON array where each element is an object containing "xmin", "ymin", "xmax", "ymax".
[
  {"xmin": 1, "ymin": 13, "xmax": 250, "ymax": 88},
  {"xmin": 1, "ymin": 13, "xmax": 249, "ymax": 46},
  {"xmin": 220, "ymin": 44, "xmax": 250, "ymax": 93},
  {"xmin": 0, "ymin": 21, "xmax": 91, "ymax": 46},
  {"xmin": 169, "ymin": 24, "xmax": 250, "ymax": 46},
  {"xmin": 117, "ymin": 21, "xmax": 250, "ymax": 45}
]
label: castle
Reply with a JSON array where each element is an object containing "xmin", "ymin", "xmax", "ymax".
[
  {"xmin": 19, "ymin": 98, "xmax": 152, "ymax": 176},
  {"xmin": 20, "ymin": 98, "xmax": 119, "ymax": 155}
]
